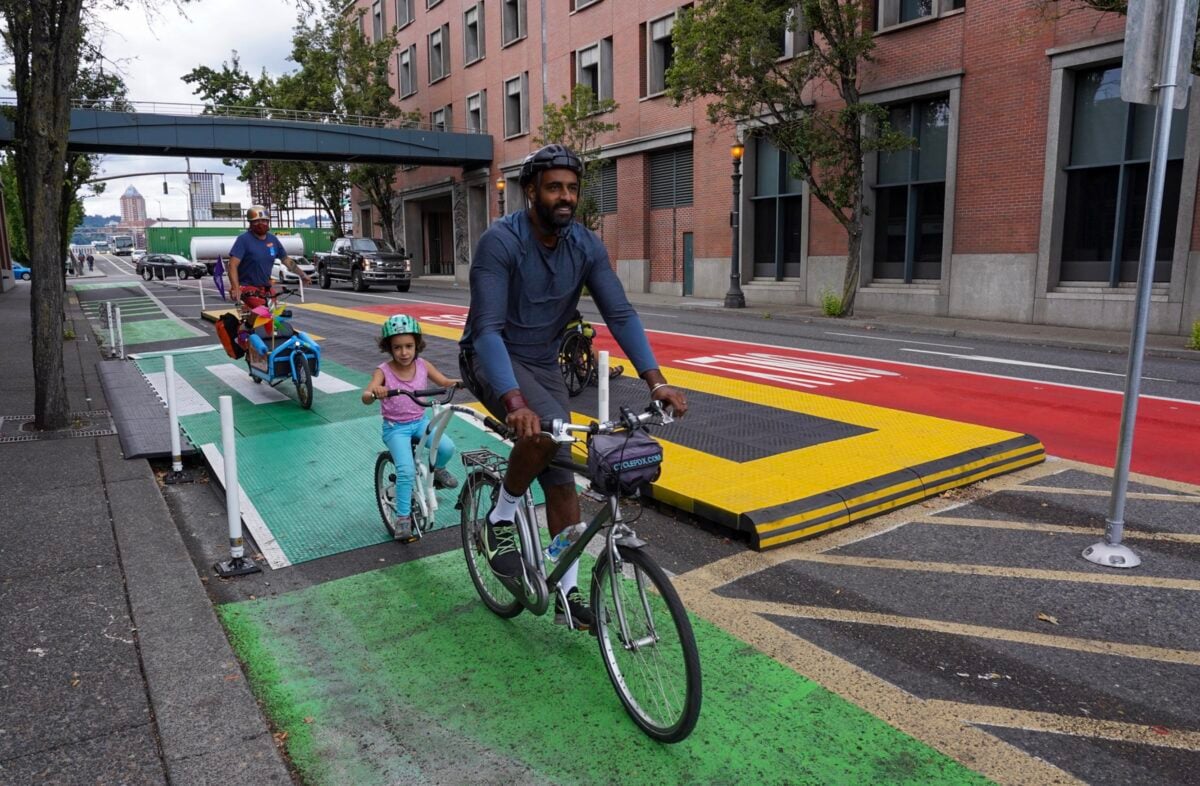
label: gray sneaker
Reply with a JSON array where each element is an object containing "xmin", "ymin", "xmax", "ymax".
[
  {"xmin": 392, "ymin": 514, "xmax": 414, "ymax": 542},
  {"xmin": 432, "ymin": 467, "xmax": 458, "ymax": 489}
]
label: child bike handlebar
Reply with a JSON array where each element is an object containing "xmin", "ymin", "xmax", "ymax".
[
  {"xmin": 482, "ymin": 401, "xmax": 674, "ymax": 443},
  {"xmin": 384, "ymin": 382, "xmax": 465, "ymax": 406}
]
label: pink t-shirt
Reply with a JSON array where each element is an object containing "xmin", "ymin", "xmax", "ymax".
[{"xmin": 378, "ymin": 358, "xmax": 429, "ymax": 423}]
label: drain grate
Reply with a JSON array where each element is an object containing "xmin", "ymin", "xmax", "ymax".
[{"xmin": 0, "ymin": 410, "xmax": 117, "ymax": 443}]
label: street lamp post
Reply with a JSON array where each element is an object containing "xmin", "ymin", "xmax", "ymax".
[
  {"xmin": 495, "ymin": 176, "xmax": 506, "ymax": 217},
  {"xmin": 725, "ymin": 141, "xmax": 746, "ymax": 308}
]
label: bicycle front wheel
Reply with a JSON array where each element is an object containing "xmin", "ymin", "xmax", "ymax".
[
  {"xmin": 592, "ymin": 545, "xmax": 701, "ymax": 743},
  {"xmin": 559, "ymin": 332, "xmax": 595, "ymax": 397},
  {"xmin": 375, "ymin": 452, "xmax": 398, "ymax": 537},
  {"xmin": 459, "ymin": 470, "xmax": 522, "ymax": 618}
]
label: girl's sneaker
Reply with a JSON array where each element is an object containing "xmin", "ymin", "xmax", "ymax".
[
  {"xmin": 392, "ymin": 515, "xmax": 415, "ymax": 542},
  {"xmin": 432, "ymin": 467, "xmax": 458, "ymax": 489}
]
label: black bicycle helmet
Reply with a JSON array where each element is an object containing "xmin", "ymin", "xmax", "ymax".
[{"xmin": 518, "ymin": 144, "xmax": 583, "ymax": 188}]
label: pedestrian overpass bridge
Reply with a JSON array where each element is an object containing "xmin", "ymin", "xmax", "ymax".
[{"xmin": 0, "ymin": 99, "xmax": 492, "ymax": 167}]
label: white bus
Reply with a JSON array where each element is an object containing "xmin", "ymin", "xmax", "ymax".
[{"xmin": 112, "ymin": 235, "xmax": 135, "ymax": 256}]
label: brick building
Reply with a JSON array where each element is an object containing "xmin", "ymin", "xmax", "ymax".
[{"xmin": 347, "ymin": 0, "xmax": 1200, "ymax": 336}]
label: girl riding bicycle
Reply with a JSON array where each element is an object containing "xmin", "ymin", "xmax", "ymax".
[{"xmin": 362, "ymin": 314, "xmax": 460, "ymax": 541}]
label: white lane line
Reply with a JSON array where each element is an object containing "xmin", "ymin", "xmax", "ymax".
[
  {"xmin": 641, "ymin": 325, "xmax": 1200, "ymax": 406},
  {"xmin": 206, "ymin": 364, "xmax": 289, "ymax": 403},
  {"xmin": 900, "ymin": 349, "xmax": 1174, "ymax": 382},
  {"xmin": 824, "ymin": 331, "xmax": 973, "ymax": 350},
  {"xmin": 143, "ymin": 372, "xmax": 215, "ymax": 416},
  {"xmin": 311, "ymin": 372, "xmax": 359, "ymax": 394},
  {"xmin": 200, "ymin": 443, "xmax": 291, "ymax": 569}
]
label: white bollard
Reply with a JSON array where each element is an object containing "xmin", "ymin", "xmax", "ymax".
[
  {"xmin": 164, "ymin": 355, "xmax": 183, "ymax": 474},
  {"xmin": 214, "ymin": 395, "xmax": 260, "ymax": 576},
  {"xmin": 298, "ymin": 270, "xmax": 305, "ymax": 303},
  {"xmin": 114, "ymin": 305, "xmax": 125, "ymax": 359},
  {"xmin": 598, "ymin": 350, "xmax": 610, "ymax": 423},
  {"xmin": 106, "ymin": 302, "xmax": 115, "ymax": 358},
  {"xmin": 197, "ymin": 270, "xmax": 205, "ymax": 311}
]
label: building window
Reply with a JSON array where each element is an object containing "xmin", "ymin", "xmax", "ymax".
[
  {"xmin": 431, "ymin": 105, "xmax": 452, "ymax": 132},
  {"xmin": 396, "ymin": 0, "xmax": 414, "ymax": 28},
  {"xmin": 464, "ymin": 3, "xmax": 485, "ymax": 65},
  {"xmin": 372, "ymin": 0, "xmax": 386, "ymax": 41},
  {"xmin": 427, "ymin": 0, "xmax": 442, "ymax": 7},
  {"xmin": 504, "ymin": 73, "xmax": 529, "ymax": 138},
  {"xmin": 1060, "ymin": 64, "xmax": 1186, "ymax": 284},
  {"xmin": 428, "ymin": 24, "xmax": 450, "ymax": 83},
  {"xmin": 582, "ymin": 159, "xmax": 617, "ymax": 214},
  {"xmin": 361, "ymin": 207, "xmax": 373, "ymax": 237},
  {"xmin": 649, "ymin": 146, "xmax": 693, "ymax": 208},
  {"xmin": 877, "ymin": 0, "xmax": 964, "ymax": 31},
  {"xmin": 777, "ymin": 5, "xmax": 811, "ymax": 59},
  {"xmin": 571, "ymin": 0, "xmax": 601, "ymax": 11},
  {"xmin": 575, "ymin": 38, "xmax": 613, "ymax": 102},
  {"xmin": 873, "ymin": 96, "xmax": 950, "ymax": 281},
  {"xmin": 502, "ymin": 0, "xmax": 526, "ymax": 47},
  {"xmin": 398, "ymin": 45, "xmax": 417, "ymax": 97},
  {"xmin": 646, "ymin": 12, "xmax": 677, "ymax": 96},
  {"xmin": 467, "ymin": 90, "xmax": 487, "ymax": 132},
  {"xmin": 751, "ymin": 138, "xmax": 804, "ymax": 279}
]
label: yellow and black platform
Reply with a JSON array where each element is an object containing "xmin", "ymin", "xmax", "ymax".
[{"xmin": 295, "ymin": 302, "xmax": 1046, "ymax": 552}]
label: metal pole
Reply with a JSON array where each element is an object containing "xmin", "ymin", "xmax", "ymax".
[
  {"xmin": 725, "ymin": 152, "xmax": 746, "ymax": 308},
  {"xmin": 114, "ymin": 305, "xmax": 125, "ymax": 360},
  {"xmin": 1085, "ymin": 0, "xmax": 1189, "ymax": 570},
  {"xmin": 214, "ymin": 395, "xmax": 260, "ymax": 576},
  {"xmin": 598, "ymin": 350, "xmax": 610, "ymax": 423},
  {"xmin": 198, "ymin": 268, "xmax": 205, "ymax": 312},
  {"xmin": 298, "ymin": 268, "xmax": 305, "ymax": 303}
]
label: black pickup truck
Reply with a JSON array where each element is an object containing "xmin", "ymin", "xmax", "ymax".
[{"xmin": 313, "ymin": 236, "xmax": 413, "ymax": 292}]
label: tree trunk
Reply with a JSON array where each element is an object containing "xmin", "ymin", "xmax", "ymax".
[
  {"xmin": 4, "ymin": 0, "xmax": 86, "ymax": 430},
  {"xmin": 841, "ymin": 227, "xmax": 862, "ymax": 317}
]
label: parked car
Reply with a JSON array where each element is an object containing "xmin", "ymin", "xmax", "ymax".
[
  {"xmin": 271, "ymin": 256, "xmax": 317, "ymax": 285},
  {"xmin": 12, "ymin": 262, "xmax": 30, "ymax": 281},
  {"xmin": 137, "ymin": 253, "xmax": 207, "ymax": 281},
  {"xmin": 313, "ymin": 237, "xmax": 412, "ymax": 292}
]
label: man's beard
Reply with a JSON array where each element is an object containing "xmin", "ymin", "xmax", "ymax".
[{"xmin": 535, "ymin": 200, "xmax": 575, "ymax": 230}]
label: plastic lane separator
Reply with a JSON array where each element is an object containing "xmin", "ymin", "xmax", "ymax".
[{"xmin": 201, "ymin": 442, "xmax": 291, "ymax": 569}]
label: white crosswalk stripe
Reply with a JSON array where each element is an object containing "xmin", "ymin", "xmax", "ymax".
[
  {"xmin": 143, "ymin": 372, "xmax": 215, "ymax": 416},
  {"xmin": 678, "ymin": 352, "xmax": 901, "ymax": 389},
  {"xmin": 206, "ymin": 363, "xmax": 289, "ymax": 404}
]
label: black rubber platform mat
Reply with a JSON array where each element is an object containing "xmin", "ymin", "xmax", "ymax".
[
  {"xmin": 97, "ymin": 360, "xmax": 197, "ymax": 460},
  {"xmin": 602, "ymin": 376, "xmax": 873, "ymax": 462}
]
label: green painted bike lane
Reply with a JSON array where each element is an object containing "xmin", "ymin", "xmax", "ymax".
[
  {"xmin": 220, "ymin": 550, "xmax": 991, "ymax": 785},
  {"xmin": 135, "ymin": 348, "xmax": 538, "ymax": 565}
]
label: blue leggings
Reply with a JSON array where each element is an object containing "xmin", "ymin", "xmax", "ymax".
[{"xmin": 382, "ymin": 413, "xmax": 456, "ymax": 516}]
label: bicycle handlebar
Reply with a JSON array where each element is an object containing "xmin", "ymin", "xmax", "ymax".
[
  {"xmin": 384, "ymin": 382, "xmax": 463, "ymax": 406},
  {"xmin": 482, "ymin": 401, "xmax": 674, "ymax": 442}
]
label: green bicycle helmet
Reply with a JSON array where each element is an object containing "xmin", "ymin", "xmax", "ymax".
[{"xmin": 381, "ymin": 314, "xmax": 421, "ymax": 339}]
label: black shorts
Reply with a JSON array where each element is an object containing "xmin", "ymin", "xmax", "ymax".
[{"xmin": 459, "ymin": 350, "xmax": 575, "ymax": 488}]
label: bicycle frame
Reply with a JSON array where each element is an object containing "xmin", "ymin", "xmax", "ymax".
[{"xmin": 410, "ymin": 399, "xmax": 478, "ymax": 526}]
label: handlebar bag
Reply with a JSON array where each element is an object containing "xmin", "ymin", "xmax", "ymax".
[{"xmin": 587, "ymin": 430, "xmax": 663, "ymax": 496}]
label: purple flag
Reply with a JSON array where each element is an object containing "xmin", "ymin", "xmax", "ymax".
[{"xmin": 212, "ymin": 256, "xmax": 226, "ymax": 300}]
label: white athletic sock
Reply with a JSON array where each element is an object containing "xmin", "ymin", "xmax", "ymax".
[
  {"xmin": 560, "ymin": 558, "xmax": 580, "ymax": 594},
  {"xmin": 488, "ymin": 485, "xmax": 520, "ymax": 523}
]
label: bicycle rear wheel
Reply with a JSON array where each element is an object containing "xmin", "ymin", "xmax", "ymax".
[
  {"xmin": 375, "ymin": 452, "xmax": 398, "ymax": 537},
  {"xmin": 459, "ymin": 470, "xmax": 522, "ymax": 618},
  {"xmin": 592, "ymin": 545, "xmax": 701, "ymax": 742}
]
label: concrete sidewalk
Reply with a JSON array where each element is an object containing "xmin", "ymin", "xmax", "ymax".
[{"xmin": 0, "ymin": 282, "xmax": 290, "ymax": 784}]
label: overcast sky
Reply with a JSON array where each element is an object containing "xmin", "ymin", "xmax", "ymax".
[{"xmin": 7, "ymin": 0, "xmax": 301, "ymax": 219}]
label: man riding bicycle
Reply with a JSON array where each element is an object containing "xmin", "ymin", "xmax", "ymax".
[
  {"xmin": 227, "ymin": 205, "xmax": 311, "ymax": 307},
  {"xmin": 459, "ymin": 144, "xmax": 688, "ymax": 631}
]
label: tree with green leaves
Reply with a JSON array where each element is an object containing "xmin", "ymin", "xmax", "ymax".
[
  {"xmin": 534, "ymin": 85, "xmax": 619, "ymax": 231},
  {"xmin": 669, "ymin": 0, "xmax": 911, "ymax": 316}
]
